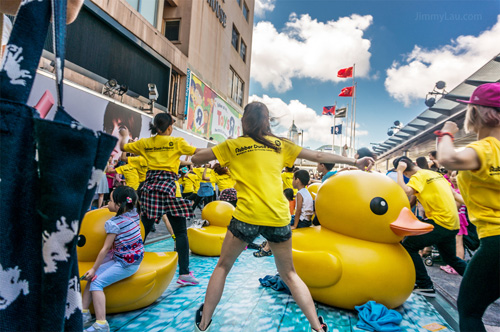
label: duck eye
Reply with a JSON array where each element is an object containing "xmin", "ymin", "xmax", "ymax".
[
  {"xmin": 370, "ymin": 197, "xmax": 388, "ymax": 215},
  {"xmin": 77, "ymin": 235, "xmax": 86, "ymax": 247}
]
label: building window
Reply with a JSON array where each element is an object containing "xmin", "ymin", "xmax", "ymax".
[
  {"xmin": 126, "ymin": 0, "xmax": 158, "ymax": 26},
  {"xmin": 164, "ymin": 20, "xmax": 180, "ymax": 41},
  {"xmin": 240, "ymin": 40, "xmax": 246, "ymax": 62},
  {"xmin": 231, "ymin": 25, "xmax": 240, "ymax": 51},
  {"xmin": 236, "ymin": 0, "xmax": 241, "ymax": 7},
  {"xmin": 243, "ymin": 2, "xmax": 249, "ymax": 21},
  {"xmin": 230, "ymin": 67, "xmax": 244, "ymax": 106}
]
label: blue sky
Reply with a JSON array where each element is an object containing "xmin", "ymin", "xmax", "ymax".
[{"xmin": 248, "ymin": 0, "xmax": 500, "ymax": 151}]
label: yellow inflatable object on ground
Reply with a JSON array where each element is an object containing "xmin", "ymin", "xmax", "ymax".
[
  {"xmin": 292, "ymin": 171, "xmax": 434, "ymax": 309},
  {"xmin": 188, "ymin": 201, "xmax": 235, "ymax": 256},
  {"xmin": 78, "ymin": 209, "xmax": 178, "ymax": 313},
  {"xmin": 307, "ymin": 183, "xmax": 321, "ymax": 200}
]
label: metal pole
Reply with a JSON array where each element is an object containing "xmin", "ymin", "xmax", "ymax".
[{"xmin": 351, "ymin": 64, "xmax": 356, "ymax": 156}]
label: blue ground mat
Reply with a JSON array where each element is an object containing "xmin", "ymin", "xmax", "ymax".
[{"xmin": 106, "ymin": 238, "xmax": 454, "ymax": 332}]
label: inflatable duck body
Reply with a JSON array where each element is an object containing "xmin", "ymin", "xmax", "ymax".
[
  {"xmin": 78, "ymin": 209, "xmax": 178, "ymax": 313},
  {"xmin": 292, "ymin": 171, "xmax": 433, "ymax": 309},
  {"xmin": 188, "ymin": 201, "xmax": 235, "ymax": 256}
]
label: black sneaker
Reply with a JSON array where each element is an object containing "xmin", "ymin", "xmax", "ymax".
[
  {"xmin": 413, "ymin": 286, "xmax": 436, "ymax": 297},
  {"xmin": 195, "ymin": 304, "xmax": 212, "ymax": 332},
  {"xmin": 253, "ymin": 249, "xmax": 272, "ymax": 257},
  {"xmin": 247, "ymin": 242, "xmax": 260, "ymax": 250},
  {"xmin": 311, "ymin": 316, "xmax": 328, "ymax": 332}
]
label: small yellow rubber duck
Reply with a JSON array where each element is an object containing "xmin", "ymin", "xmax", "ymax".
[
  {"xmin": 78, "ymin": 209, "xmax": 178, "ymax": 313},
  {"xmin": 187, "ymin": 201, "xmax": 235, "ymax": 256}
]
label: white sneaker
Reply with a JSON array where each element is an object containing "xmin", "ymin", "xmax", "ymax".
[
  {"xmin": 177, "ymin": 272, "xmax": 200, "ymax": 286},
  {"xmin": 84, "ymin": 322, "xmax": 109, "ymax": 332},
  {"xmin": 82, "ymin": 311, "xmax": 93, "ymax": 327}
]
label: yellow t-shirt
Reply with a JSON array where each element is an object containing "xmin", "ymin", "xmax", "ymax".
[
  {"xmin": 127, "ymin": 156, "xmax": 148, "ymax": 183},
  {"xmin": 281, "ymin": 171, "xmax": 298, "ymax": 195},
  {"xmin": 115, "ymin": 164, "xmax": 140, "ymax": 190},
  {"xmin": 193, "ymin": 167, "xmax": 215, "ymax": 189},
  {"xmin": 407, "ymin": 169, "xmax": 459, "ymax": 230},
  {"xmin": 175, "ymin": 181, "xmax": 182, "ymax": 198},
  {"xmin": 458, "ymin": 137, "xmax": 500, "ymax": 239},
  {"xmin": 123, "ymin": 136, "xmax": 196, "ymax": 172},
  {"xmin": 179, "ymin": 173, "xmax": 197, "ymax": 194},
  {"xmin": 214, "ymin": 172, "xmax": 236, "ymax": 191},
  {"xmin": 212, "ymin": 136, "xmax": 302, "ymax": 227}
]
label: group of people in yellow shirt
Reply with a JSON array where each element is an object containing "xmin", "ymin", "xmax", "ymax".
[{"xmin": 106, "ymin": 82, "xmax": 498, "ymax": 332}]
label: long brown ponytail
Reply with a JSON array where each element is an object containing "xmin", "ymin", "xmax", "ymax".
[{"xmin": 241, "ymin": 102, "xmax": 282, "ymax": 152}]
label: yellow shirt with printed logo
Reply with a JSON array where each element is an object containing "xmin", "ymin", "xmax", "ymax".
[
  {"xmin": 123, "ymin": 136, "xmax": 196, "ymax": 172},
  {"xmin": 214, "ymin": 172, "xmax": 236, "ymax": 191},
  {"xmin": 281, "ymin": 171, "xmax": 298, "ymax": 195},
  {"xmin": 193, "ymin": 167, "xmax": 215, "ymax": 190},
  {"xmin": 127, "ymin": 156, "xmax": 148, "ymax": 183},
  {"xmin": 458, "ymin": 137, "xmax": 500, "ymax": 239},
  {"xmin": 115, "ymin": 164, "xmax": 140, "ymax": 190},
  {"xmin": 212, "ymin": 136, "xmax": 302, "ymax": 227},
  {"xmin": 407, "ymin": 169, "xmax": 459, "ymax": 230}
]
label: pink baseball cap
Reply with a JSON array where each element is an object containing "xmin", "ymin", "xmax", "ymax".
[{"xmin": 457, "ymin": 83, "xmax": 500, "ymax": 108}]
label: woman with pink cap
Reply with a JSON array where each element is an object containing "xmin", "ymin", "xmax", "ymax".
[{"xmin": 436, "ymin": 82, "xmax": 500, "ymax": 331}]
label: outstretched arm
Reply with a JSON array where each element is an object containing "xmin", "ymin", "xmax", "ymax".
[
  {"xmin": 437, "ymin": 121, "xmax": 480, "ymax": 170},
  {"xmin": 192, "ymin": 148, "xmax": 216, "ymax": 164},
  {"xmin": 297, "ymin": 148, "xmax": 374, "ymax": 170},
  {"xmin": 83, "ymin": 233, "xmax": 116, "ymax": 280}
]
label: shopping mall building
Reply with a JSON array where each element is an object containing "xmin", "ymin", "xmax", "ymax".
[{"xmin": 13, "ymin": 0, "xmax": 254, "ymax": 146}]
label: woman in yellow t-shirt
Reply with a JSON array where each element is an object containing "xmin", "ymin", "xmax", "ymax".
[
  {"xmin": 213, "ymin": 163, "xmax": 237, "ymax": 206},
  {"xmin": 191, "ymin": 102, "xmax": 374, "ymax": 332},
  {"xmin": 118, "ymin": 113, "xmax": 199, "ymax": 286},
  {"xmin": 437, "ymin": 82, "xmax": 500, "ymax": 332}
]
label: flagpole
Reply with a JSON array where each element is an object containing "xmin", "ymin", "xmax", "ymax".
[
  {"xmin": 351, "ymin": 63, "xmax": 356, "ymax": 157},
  {"xmin": 344, "ymin": 104, "xmax": 349, "ymax": 156},
  {"xmin": 332, "ymin": 101, "xmax": 337, "ymax": 154}
]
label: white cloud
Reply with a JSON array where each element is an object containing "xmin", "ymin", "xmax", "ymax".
[
  {"xmin": 254, "ymin": 0, "xmax": 275, "ymax": 18},
  {"xmin": 385, "ymin": 15, "xmax": 500, "ymax": 107},
  {"xmin": 251, "ymin": 13, "xmax": 373, "ymax": 92},
  {"xmin": 249, "ymin": 94, "xmax": 368, "ymax": 150}
]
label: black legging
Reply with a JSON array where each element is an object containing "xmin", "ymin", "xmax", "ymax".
[
  {"xmin": 142, "ymin": 214, "xmax": 190, "ymax": 275},
  {"xmin": 190, "ymin": 194, "xmax": 213, "ymax": 211},
  {"xmin": 458, "ymin": 235, "xmax": 500, "ymax": 331}
]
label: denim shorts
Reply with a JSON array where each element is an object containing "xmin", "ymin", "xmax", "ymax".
[
  {"xmin": 89, "ymin": 258, "xmax": 140, "ymax": 291},
  {"xmin": 228, "ymin": 217, "xmax": 292, "ymax": 244}
]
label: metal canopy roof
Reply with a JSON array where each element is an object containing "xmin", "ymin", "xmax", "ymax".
[{"xmin": 374, "ymin": 53, "xmax": 500, "ymax": 159}]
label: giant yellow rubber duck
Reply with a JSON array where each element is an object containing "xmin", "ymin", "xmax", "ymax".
[
  {"xmin": 187, "ymin": 201, "xmax": 235, "ymax": 256},
  {"xmin": 292, "ymin": 171, "xmax": 433, "ymax": 309},
  {"xmin": 78, "ymin": 209, "xmax": 178, "ymax": 313}
]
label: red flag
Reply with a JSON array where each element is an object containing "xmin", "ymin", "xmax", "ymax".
[
  {"xmin": 337, "ymin": 67, "xmax": 353, "ymax": 78},
  {"xmin": 339, "ymin": 86, "xmax": 354, "ymax": 97},
  {"xmin": 322, "ymin": 105, "xmax": 335, "ymax": 115}
]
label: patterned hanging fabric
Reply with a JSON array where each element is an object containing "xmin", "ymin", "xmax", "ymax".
[{"xmin": 0, "ymin": 1, "xmax": 117, "ymax": 331}]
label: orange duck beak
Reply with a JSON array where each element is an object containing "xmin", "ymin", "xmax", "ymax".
[{"xmin": 390, "ymin": 207, "xmax": 434, "ymax": 237}]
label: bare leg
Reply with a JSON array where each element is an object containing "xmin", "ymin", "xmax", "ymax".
[
  {"xmin": 199, "ymin": 231, "xmax": 247, "ymax": 330},
  {"xmin": 82, "ymin": 281, "xmax": 92, "ymax": 309},
  {"xmin": 98, "ymin": 194, "xmax": 104, "ymax": 208},
  {"xmin": 91, "ymin": 290, "xmax": 106, "ymax": 321},
  {"xmin": 456, "ymin": 235, "xmax": 464, "ymax": 260},
  {"xmin": 162, "ymin": 215, "xmax": 175, "ymax": 236},
  {"xmin": 268, "ymin": 239, "xmax": 324, "ymax": 332}
]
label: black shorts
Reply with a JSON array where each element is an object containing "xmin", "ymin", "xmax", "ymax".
[{"xmin": 227, "ymin": 217, "xmax": 292, "ymax": 244}]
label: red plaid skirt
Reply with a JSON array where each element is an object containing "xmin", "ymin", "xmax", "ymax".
[
  {"xmin": 140, "ymin": 170, "xmax": 193, "ymax": 220},
  {"xmin": 220, "ymin": 188, "xmax": 237, "ymax": 202}
]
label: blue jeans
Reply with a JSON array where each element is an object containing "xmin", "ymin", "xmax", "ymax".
[{"xmin": 89, "ymin": 258, "xmax": 140, "ymax": 291}]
